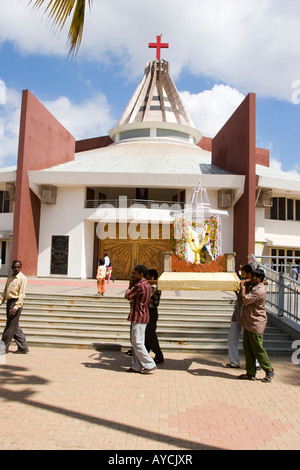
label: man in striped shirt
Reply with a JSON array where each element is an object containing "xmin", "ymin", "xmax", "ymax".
[{"xmin": 125, "ymin": 265, "xmax": 156, "ymax": 374}]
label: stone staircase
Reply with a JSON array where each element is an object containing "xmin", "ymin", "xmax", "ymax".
[{"xmin": 0, "ymin": 293, "xmax": 293, "ymax": 354}]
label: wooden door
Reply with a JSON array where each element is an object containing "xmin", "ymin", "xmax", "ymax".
[{"xmin": 99, "ymin": 224, "xmax": 171, "ymax": 279}]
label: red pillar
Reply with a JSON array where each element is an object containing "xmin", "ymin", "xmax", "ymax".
[
  {"xmin": 212, "ymin": 93, "xmax": 256, "ymax": 270},
  {"xmin": 12, "ymin": 90, "xmax": 75, "ymax": 276}
]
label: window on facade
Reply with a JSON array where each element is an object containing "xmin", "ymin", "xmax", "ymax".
[
  {"xmin": 296, "ymin": 200, "xmax": 300, "ymax": 221},
  {"xmin": 287, "ymin": 249, "xmax": 293, "ymax": 264},
  {"xmin": 278, "ymin": 198, "xmax": 285, "ymax": 220},
  {"xmin": 278, "ymin": 249, "xmax": 285, "ymax": 271},
  {"xmin": 296, "ymin": 251, "xmax": 300, "ymax": 270},
  {"xmin": 270, "ymin": 248, "xmax": 300, "ymax": 272},
  {"xmin": 1, "ymin": 241, "xmax": 6, "ymax": 265},
  {"xmin": 271, "ymin": 248, "xmax": 277, "ymax": 270},
  {"xmin": 157, "ymin": 129, "xmax": 190, "ymax": 141},
  {"xmin": 136, "ymin": 188, "xmax": 148, "ymax": 200},
  {"xmin": 119, "ymin": 129, "xmax": 150, "ymax": 141},
  {"xmin": 0, "ymin": 191, "xmax": 10, "ymax": 213},
  {"xmin": 270, "ymin": 197, "xmax": 278, "ymax": 219},
  {"xmin": 270, "ymin": 197, "xmax": 300, "ymax": 221},
  {"xmin": 287, "ymin": 199, "xmax": 294, "ymax": 220}
]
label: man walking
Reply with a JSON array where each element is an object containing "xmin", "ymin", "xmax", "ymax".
[
  {"xmin": 125, "ymin": 265, "xmax": 156, "ymax": 374},
  {"xmin": 238, "ymin": 268, "xmax": 274, "ymax": 382},
  {"xmin": 0, "ymin": 260, "xmax": 29, "ymax": 354},
  {"xmin": 145, "ymin": 269, "xmax": 164, "ymax": 365}
]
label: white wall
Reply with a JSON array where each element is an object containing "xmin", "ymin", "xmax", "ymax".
[
  {"xmin": 264, "ymin": 219, "xmax": 300, "ymax": 239},
  {"xmin": 83, "ymin": 220, "xmax": 95, "ymax": 278},
  {"xmin": 256, "ymin": 207, "xmax": 300, "ymax": 243},
  {"xmin": 38, "ymin": 186, "xmax": 94, "ymax": 278},
  {"xmin": 0, "ymin": 213, "xmax": 14, "ymax": 277},
  {"xmin": 0, "ymin": 212, "xmax": 13, "ymax": 232},
  {"xmin": 37, "ymin": 186, "xmax": 236, "ymax": 278}
]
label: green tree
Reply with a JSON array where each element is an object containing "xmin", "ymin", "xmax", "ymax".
[{"xmin": 29, "ymin": 0, "xmax": 93, "ymax": 55}]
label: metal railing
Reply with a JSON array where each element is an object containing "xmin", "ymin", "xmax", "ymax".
[
  {"xmin": 85, "ymin": 199, "xmax": 185, "ymax": 210},
  {"xmin": 253, "ymin": 255, "xmax": 300, "ymax": 276},
  {"xmin": 250, "ymin": 255, "xmax": 300, "ymax": 323}
]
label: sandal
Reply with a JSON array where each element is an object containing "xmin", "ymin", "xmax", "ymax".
[
  {"xmin": 140, "ymin": 367, "xmax": 156, "ymax": 374},
  {"xmin": 126, "ymin": 367, "xmax": 139, "ymax": 373},
  {"xmin": 237, "ymin": 373, "xmax": 256, "ymax": 380},
  {"xmin": 224, "ymin": 363, "xmax": 240, "ymax": 369},
  {"xmin": 262, "ymin": 369, "xmax": 275, "ymax": 383}
]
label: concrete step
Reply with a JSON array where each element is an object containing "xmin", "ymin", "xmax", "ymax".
[
  {"xmin": 9, "ymin": 334, "xmax": 292, "ymax": 355},
  {"xmin": 17, "ymin": 312, "xmax": 235, "ymax": 323},
  {"xmin": 0, "ymin": 293, "xmax": 294, "ymax": 354},
  {"xmin": 0, "ymin": 315, "xmax": 290, "ymax": 338},
  {"xmin": 22, "ymin": 301, "xmax": 234, "ymax": 313},
  {"xmin": 7, "ymin": 329, "xmax": 291, "ymax": 351}
]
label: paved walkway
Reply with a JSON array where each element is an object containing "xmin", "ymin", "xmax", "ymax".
[
  {"xmin": 0, "ymin": 277, "xmax": 299, "ymax": 451},
  {"xmin": 0, "ymin": 276, "xmax": 237, "ymax": 300}
]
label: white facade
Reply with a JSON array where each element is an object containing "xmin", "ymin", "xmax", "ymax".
[
  {"xmin": 0, "ymin": 166, "xmax": 16, "ymax": 276},
  {"xmin": 1, "ymin": 143, "xmax": 300, "ymax": 278},
  {"xmin": 255, "ymin": 164, "xmax": 300, "ymax": 270},
  {"xmin": 0, "ymin": 59, "xmax": 299, "ymax": 278},
  {"xmin": 32, "ymin": 182, "xmax": 237, "ymax": 279}
]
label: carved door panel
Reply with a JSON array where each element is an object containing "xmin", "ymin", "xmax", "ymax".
[
  {"xmin": 99, "ymin": 224, "xmax": 171, "ymax": 280},
  {"xmin": 136, "ymin": 238, "xmax": 170, "ymax": 275},
  {"xmin": 101, "ymin": 239, "xmax": 135, "ymax": 279}
]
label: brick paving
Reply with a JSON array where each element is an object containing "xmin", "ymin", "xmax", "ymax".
[
  {"xmin": 1, "ymin": 347, "xmax": 299, "ymax": 450},
  {"xmin": 0, "ymin": 277, "xmax": 299, "ymax": 450}
]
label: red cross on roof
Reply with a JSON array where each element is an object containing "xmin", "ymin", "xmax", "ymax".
[{"xmin": 148, "ymin": 35, "xmax": 169, "ymax": 60}]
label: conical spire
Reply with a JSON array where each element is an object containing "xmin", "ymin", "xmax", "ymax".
[{"xmin": 109, "ymin": 59, "xmax": 202, "ymax": 144}]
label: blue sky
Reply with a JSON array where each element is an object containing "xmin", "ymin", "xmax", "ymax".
[{"xmin": 0, "ymin": 0, "xmax": 299, "ymax": 173}]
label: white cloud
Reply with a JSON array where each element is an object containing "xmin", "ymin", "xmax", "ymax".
[
  {"xmin": 270, "ymin": 158, "xmax": 284, "ymax": 172},
  {"xmin": 0, "ymin": 0, "xmax": 299, "ymax": 171},
  {"xmin": 0, "ymin": 0, "xmax": 68, "ymax": 56},
  {"xmin": 0, "ymin": 80, "xmax": 243, "ymax": 167},
  {"xmin": 180, "ymin": 85, "xmax": 245, "ymax": 137},
  {"xmin": 0, "ymin": 87, "xmax": 115, "ymax": 167},
  {"xmin": 0, "ymin": 80, "xmax": 6, "ymax": 105},
  {"xmin": 43, "ymin": 93, "xmax": 115, "ymax": 141},
  {"xmin": 0, "ymin": 82, "xmax": 243, "ymax": 167},
  {"xmin": 270, "ymin": 157, "xmax": 300, "ymax": 175},
  {"xmin": 1, "ymin": 0, "xmax": 300, "ymax": 101},
  {"xmin": 0, "ymin": 87, "xmax": 22, "ymax": 166}
]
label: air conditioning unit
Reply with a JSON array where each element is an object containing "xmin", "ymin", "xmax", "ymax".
[
  {"xmin": 40, "ymin": 185, "xmax": 57, "ymax": 204},
  {"xmin": 256, "ymin": 189, "xmax": 272, "ymax": 207},
  {"xmin": 218, "ymin": 189, "xmax": 233, "ymax": 208},
  {"xmin": 6, "ymin": 183, "xmax": 15, "ymax": 201}
]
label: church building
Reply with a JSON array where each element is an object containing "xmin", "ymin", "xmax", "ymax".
[{"xmin": 0, "ymin": 38, "xmax": 299, "ymax": 279}]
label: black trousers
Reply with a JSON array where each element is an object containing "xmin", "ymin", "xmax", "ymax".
[
  {"xmin": 145, "ymin": 307, "xmax": 164, "ymax": 361},
  {"xmin": 1, "ymin": 299, "xmax": 28, "ymax": 352}
]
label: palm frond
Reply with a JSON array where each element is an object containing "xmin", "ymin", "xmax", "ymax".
[
  {"xmin": 67, "ymin": 1, "xmax": 86, "ymax": 56},
  {"xmin": 29, "ymin": 0, "xmax": 93, "ymax": 55}
]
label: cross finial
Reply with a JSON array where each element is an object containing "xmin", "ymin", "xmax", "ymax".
[{"xmin": 148, "ymin": 35, "xmax": 169, "ymax": 60}]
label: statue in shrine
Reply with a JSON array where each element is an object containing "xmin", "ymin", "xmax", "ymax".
[
  {"xmin": 171, "ymin": 182, "xmax": 227, "ymax": 265},
  {"xmin": 186, "ymin": 224, "xmax": 213, "ymax": 264}
]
